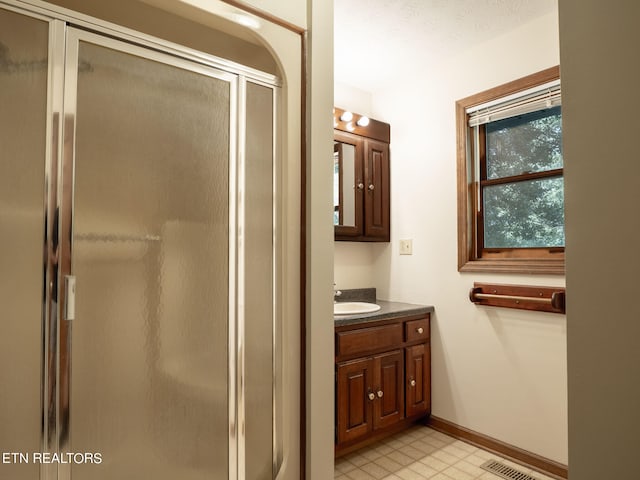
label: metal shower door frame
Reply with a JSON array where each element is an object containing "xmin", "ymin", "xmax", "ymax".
[{"xmin": 56, "ymin": 26, "xmax": 241, "ymax": 480}]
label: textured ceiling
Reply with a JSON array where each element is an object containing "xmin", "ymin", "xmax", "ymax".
[{"xmin": 334, "ymin": 0, "xmax": 557, "ymax": 93}]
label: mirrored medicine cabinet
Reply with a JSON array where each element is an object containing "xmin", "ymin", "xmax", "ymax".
[{"xmin": 333, "ymin": 107, "xmax": 390, "ymax": 242}]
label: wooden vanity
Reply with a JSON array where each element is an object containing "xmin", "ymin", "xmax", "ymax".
[{"xmin": 335, "ymin": 303, "xmax": 432, "ymax": 456}]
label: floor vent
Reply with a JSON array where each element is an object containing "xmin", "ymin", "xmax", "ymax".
[{"xmin": 480, "ymin": 459, "xmax": 539, "ymax": 480}]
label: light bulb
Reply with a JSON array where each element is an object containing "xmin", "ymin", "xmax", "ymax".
[
  {"xmin": 356, "ymin": 116, "xmax": 370, "ymax": 127},
  {"xmin": 340, "ymin": 111, "xmax": 353, "ymax": 122},
  {"xmin": 346, "ymin": 122, "xmax": 355, "ymax": 132}
]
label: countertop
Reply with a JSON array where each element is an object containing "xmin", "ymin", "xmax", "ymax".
[{"xmin": 334, "ymin": 299, "xmax": 434, "ymax": 327}]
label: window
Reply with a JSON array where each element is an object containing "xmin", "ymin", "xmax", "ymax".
[{"xmin": 456, "ymin": 66, "xmax": 564, "ymax": 274}]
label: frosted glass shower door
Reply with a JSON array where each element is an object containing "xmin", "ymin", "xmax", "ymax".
[
  {"xmin": 61, "ymin": 30, "xmax": 234, "ymax": 480},
  {"xmin": 0, "ymin": 8, "xmax": 49, "ymax": 480}
]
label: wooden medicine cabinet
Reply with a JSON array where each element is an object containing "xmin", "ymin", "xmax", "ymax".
[{"xmin": 334, "ymin": 107, "xmax": 390, "ymax": 242}]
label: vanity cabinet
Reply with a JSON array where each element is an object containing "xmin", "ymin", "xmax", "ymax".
[
  {"xmin": 336, "ymin": 349, "xmax": 404, "ymax": 444},
  {"xmin": 335, "ymin": 313, "xmax": 431, "ymax": 454},
  {"xmin": 333, "ymin": 108, "xmax": 390, "ymax": 242}
]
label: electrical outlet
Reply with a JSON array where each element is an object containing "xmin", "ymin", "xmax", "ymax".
[{"xmin": 399, "ymin": 239, "xmax": 413, "ymax": 255}]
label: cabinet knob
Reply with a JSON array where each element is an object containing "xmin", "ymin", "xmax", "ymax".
[
  {"xmin": 368, "ymin": 184, "xmax": 375, "ymax": 191},
  {"xmin": 416, "ymin": 327, "xmax": 424, "ymax": 334},
  {"xmin": 377, "ymin": 390, "xmax": 384, "ymax": 398},
  {"xmin": 368, "ymin": 392, "xmax": 375, "ymax": 401},
  {"xmin": 410, "ymin": 379, "xmax": 416, "ymax": 387},
  {"xmin": 357, "ymin": 183, "xmax": 365, "ymax": 190}
]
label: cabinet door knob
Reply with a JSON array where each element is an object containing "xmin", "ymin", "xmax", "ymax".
[
  {"xmin": 377, "ymin": 390, "xmax": 383, "ymax": 398},
  {"xmin": 416, "ymin": 327, "xmax": 424, "ymax": 334},
  {"xmin": 368, "ymin": 184, "xmax": 375, "ymax": 191},
  {"xmin": 357, "ymin": 183, "xmax": 365, "ymax": 190},
  {"xmin": 410, "ymin": 379, "xmax": 416, "ymax": 387},
  {"xmin": 368, "ymin": 392, "xmax": 375, "ymax": 401}
]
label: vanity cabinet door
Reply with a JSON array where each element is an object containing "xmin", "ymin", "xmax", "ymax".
[
  {"xmin": 372, "ymin": 350, "xmax": 404, "ymax": 430},
  {"xmin": 334, "ymin": 131, "xmax": 365, "ymax": 239},
  {"xmin": 363, "ymin": 139, "xmax": 390, "ymax": 241},
  {"xmin": 336, "ymin": 357, "xmax": 375, "ymax": 444},
  {"xmin": 405, "ymin": 343, "xmax": 431, "ymax": 418}
]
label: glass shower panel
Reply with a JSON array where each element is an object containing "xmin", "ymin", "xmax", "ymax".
[
  {"xmin": 0, "ymin": 9, "xmax": 48, "ymax": 480},
  {"xmin": 69, "ymin": 38, "xmax": 230, "ymax": 479},
  {"xmin": 244, "ymin": 81, "xmax": 275, "ymax": 479}
]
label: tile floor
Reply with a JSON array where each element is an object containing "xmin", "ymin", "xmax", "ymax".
[{"xmin": 334, "ymin": 426, "xmax": 558, "ymax": 480}]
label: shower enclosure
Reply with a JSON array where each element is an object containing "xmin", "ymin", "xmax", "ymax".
[{"xmin": 0, "ymin": 2, "xmax": 281, "ymax": 479}]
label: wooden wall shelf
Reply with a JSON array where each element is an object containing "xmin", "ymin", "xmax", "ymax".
[{"xmin": 469, "ymin": 283, "xmax": 566, "ymax": 314}]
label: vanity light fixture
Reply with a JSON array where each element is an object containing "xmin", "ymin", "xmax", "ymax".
[
  {"xmin": 334, "ymin": 107, "xmax": 390, "ymax": 145},
  {"xmin": 356, "ymin": 116, "xmax": 370, "ymax": 127},
  {"xmin": 340, "ymin": 111, "xmax": 353, "ymax": 122}
]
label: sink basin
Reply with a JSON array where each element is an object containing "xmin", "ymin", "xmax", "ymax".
[{"xmin": 334, "ymin": 302, "xmax": 381, "ymax": 315}]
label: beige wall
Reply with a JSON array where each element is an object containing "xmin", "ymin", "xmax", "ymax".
[
  {"xmin": 335, "ymin": 11, "xmax": 568, "ymax": 464},
  {"xmin": 305, "ymin": 1, "xmax": 335, "ymax": 479},
  {"xmin": 241, "ymin": 0, "xmax": 306, "ymax": 30},
  {"xmin": 560, "ymin": 1, "xmax": 640, "ymax": 478}
]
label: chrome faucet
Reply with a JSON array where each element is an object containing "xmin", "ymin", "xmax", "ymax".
[{"xmin": 333, "ymin": 283, "xmax": 342, "ymax": 302}]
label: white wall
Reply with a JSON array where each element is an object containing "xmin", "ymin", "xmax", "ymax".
[
  {"xmin": 334, "ymin": 242, "xmax": 376, "ymax": 289},
  {"xmin": 334, "ymin": 82, "xmax": 374, "ymax": 118},
  {"xmin": 335, "ymin": 11, "xmax": 568, "ymax": 464},
  {"xmin": 560, "ymin": 1, "xmax": 640, "ymax": 478}
]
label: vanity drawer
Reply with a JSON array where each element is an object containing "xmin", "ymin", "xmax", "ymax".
[
  {"xmin": 405, "ymin": 318, "xmax": 429, "ymax": 342},
  {"xmin": 336, "ymin": 323, "xmax": 403, "ymax": 357}
]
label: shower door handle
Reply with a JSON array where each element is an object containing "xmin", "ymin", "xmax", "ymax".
[{"xmin": 65, "ymin": 275, "xmax": 76, "ymax": 320}]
